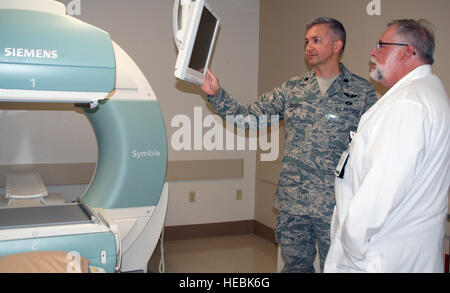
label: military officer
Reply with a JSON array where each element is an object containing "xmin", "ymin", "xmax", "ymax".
[{"xmin": 200, "ymin": 17, "xmax": 377, "ymax": 273}]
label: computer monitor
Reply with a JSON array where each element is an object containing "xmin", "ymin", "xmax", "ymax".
[{"xmin": 174, "ymin": 0, "xmax": 220, "ymax": 85}]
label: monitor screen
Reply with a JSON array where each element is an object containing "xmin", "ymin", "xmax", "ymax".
[
  {"xmin": 174, "ymin": 0, "xmax": 220, "ymax": 85},
  {"xmin": 188, "ymin": 7, "xmax": 217, "ymax": 73}
]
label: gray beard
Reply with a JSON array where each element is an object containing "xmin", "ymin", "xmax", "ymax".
[{"xmin": 370, "ymin": 68, "xmax": 383, "ymax": 82}]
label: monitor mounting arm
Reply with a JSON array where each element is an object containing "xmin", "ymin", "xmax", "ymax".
[{"xmin": 173, "ymin": 0, "xmax": 194, "ymax": 50}]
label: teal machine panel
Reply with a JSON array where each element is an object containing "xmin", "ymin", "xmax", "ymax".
[
  {"xmin": 0, "ymin": 9, "xmax": 115, "ymax": 92},
  {"xmin": 82, "ymin": 100, "xmax": 168, "ymax": 209},
  {"xmin": 0, "ymin": 204, "xmax": 117, "ymax": 273},
  {"xmin": 0, "ymin": 232, "xmax": 117, "ymax": 273}
]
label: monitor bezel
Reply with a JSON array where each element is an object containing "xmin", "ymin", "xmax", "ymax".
[{"xmin": 174, "ymin": 0, "xmax": 220, "ymax": 85}]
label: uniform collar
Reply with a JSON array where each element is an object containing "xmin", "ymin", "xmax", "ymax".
[
  {"xmin": 326, "ymin": 63, "xmax": 352, "ymax": 97},
  {"xmin": 390, "ymin": 64, "xmax": 432, "ymax": 90},
  {"xmin": 301, "ymin": 63, "xmax": 351, "ymax": 96},
  {"xmin": 304, "ymin": 63, "xmax": 349, "ymax": 80},
  {"xmin": 378, "ymin": 64, "xmax": 432, "ymax": 105}
]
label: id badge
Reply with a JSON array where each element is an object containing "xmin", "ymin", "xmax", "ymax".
[
  {"xmin": 334, "ymin": 131, "xmax": 355, "ymax": 178},
  {"xmin": 335, "ymin": 150, "xmax": 349, "ymax": 178}
]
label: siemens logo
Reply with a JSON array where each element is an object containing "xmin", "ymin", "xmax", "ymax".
[
  {"xmin": 3, "ymin": 47, "xmax": 58, "ymax": 59},
  {"xmin": 132, "ymin": 149, "xmax": 161, "ymax": 159}
]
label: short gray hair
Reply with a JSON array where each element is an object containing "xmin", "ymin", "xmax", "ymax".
[
  {"xmin": 306, "ymin": 17, "xmax": 346, "ymax": 55},
  {"xmin": 388, "ymin": 19, "xmax": 435, "ymax": 65}
]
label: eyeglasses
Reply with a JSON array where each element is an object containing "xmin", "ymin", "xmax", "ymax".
[{"xmin": 376, "ymin": 41, "xmax": 410, "ymax": 51}]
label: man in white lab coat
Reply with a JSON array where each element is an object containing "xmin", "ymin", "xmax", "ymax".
[{"xmin": 324, "ymin": 19, "xmax": 450, "ymax": 273}]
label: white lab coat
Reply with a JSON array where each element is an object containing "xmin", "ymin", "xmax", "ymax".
[{"xmin": 324, "ymin": 65, "xmax": 450, "ymax": 273}]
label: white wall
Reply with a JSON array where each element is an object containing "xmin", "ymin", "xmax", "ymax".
[{"xmin": 0, "ymin": 0, "xmax": 260, "ymax": 226}]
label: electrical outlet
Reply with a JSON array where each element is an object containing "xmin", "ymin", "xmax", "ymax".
[
  {"xmin": 189, "ymin": 191, "xmax": 196, "ymax": 203},
  {"xmin": 236, "ymin": 189, "xmax": 243, "ymax": 200}
]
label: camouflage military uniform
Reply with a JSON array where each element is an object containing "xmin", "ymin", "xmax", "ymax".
[{"xmin": 206, "ymin": 63, "xmax": 377, "ymax": 272}]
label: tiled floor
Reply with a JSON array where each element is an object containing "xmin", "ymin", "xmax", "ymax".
[{"xmin": 148, "ymin": 234, "xmax": 278, "ymax": 273}]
